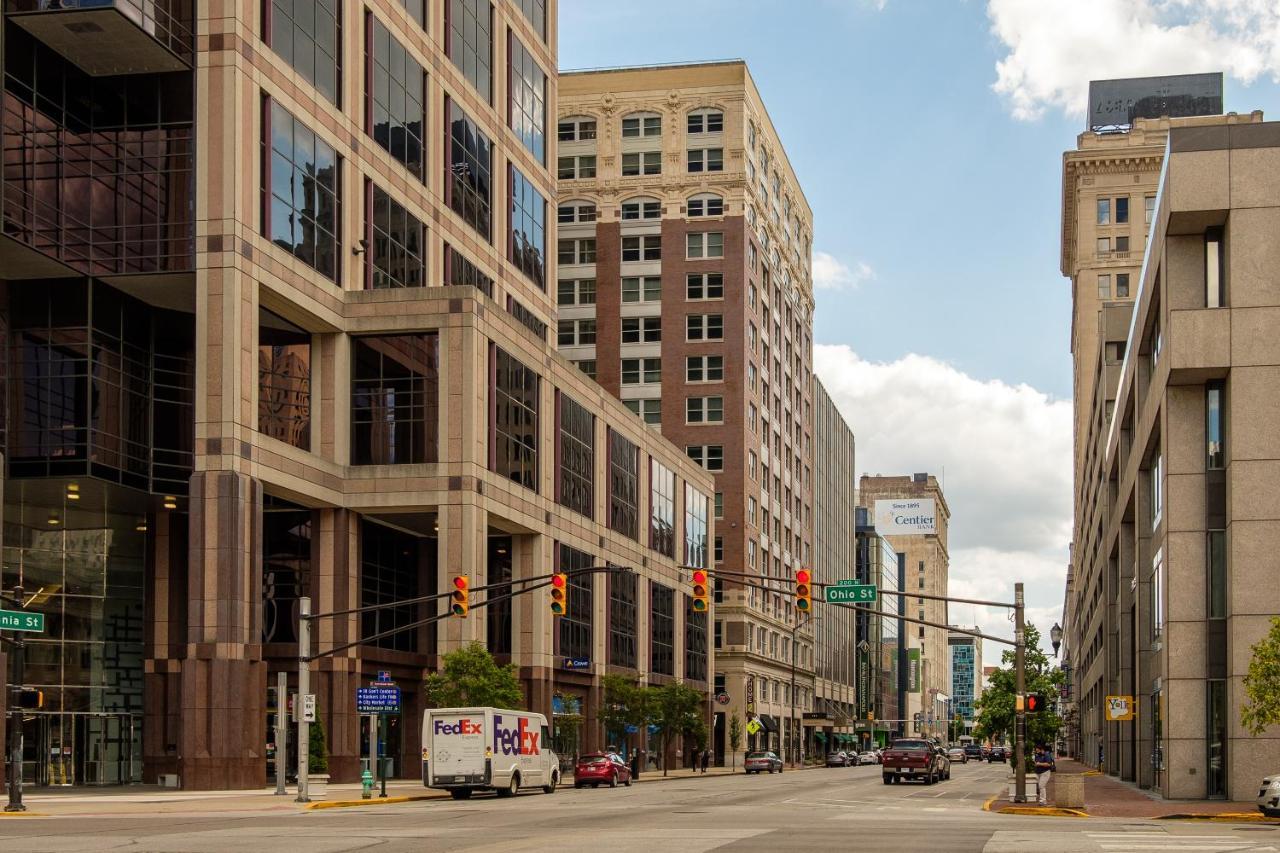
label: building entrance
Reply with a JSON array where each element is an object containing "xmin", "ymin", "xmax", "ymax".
[{"xmin": 19, "ymin": 713, "xmax": 141, "ymax": 786}]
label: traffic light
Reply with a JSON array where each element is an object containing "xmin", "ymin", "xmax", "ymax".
[
  {"xmin": 451, "ymin": 575, "xmax": 469, "ymax": 617},
  {"xmin": 1026, "ymin": 693, "xmax": 1049, "ymax": 713},
  {"xmin": 795, "ymin": 568, "xmax": 812, "ymax": 612},
  {"xmin": 691, "ymin": 569, "xmax": 710, "ymax": 612},
  {"xmin": 17, "ymin": 689, "xmax": 42, "ymax": 710},
  {"xmin": 550, "ymin": 573, "xmax": 568, "ymax": 616}
]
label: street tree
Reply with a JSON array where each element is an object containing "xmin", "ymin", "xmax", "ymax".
[
  {"xmin": 728, "ymin": 713, "xmax": 743, "ymax": 773},
  {"xmin": 599, "ymin": 674, "xmax": 652, "ymax": 753},
  {"xmin": 424, "ymin": 642, "xmax": 525, "ymax": 709},
  {"xmin": 649, "ymin": 682, "xmax": 705, "ymax": 776},
  {"xmin": 972, "ymin": 623, "xmax": 1064, "ymax": 764},
  {"xmin": 1242, "ymin": 616, "xmax": 1280, "ymax": 735}
]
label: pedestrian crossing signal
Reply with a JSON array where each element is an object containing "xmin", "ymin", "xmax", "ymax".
[
  {"xmin": 451, "ymin": 575, "xmax": 469, "ymax": 617},
  {"xmin": 1026, "ymin": 693, "xmax": 1048, "ymax": 712}
]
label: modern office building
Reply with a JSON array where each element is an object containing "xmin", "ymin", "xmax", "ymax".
[
  {"xmin": 855, "ymin": 506, "xmax": 901, "ymax": 748},
  {"xmin": 555, "ymin": 61, "xmax": 818, "ymax": 763},
  {"xmin": 0, "ymin": 0, "xmax": 716, "ymax": 789},
  {"xmin": 948, "ymin": 629, "xmax": 982, "ymax": 736},
  {"xmin": 859, "ymin": 474, "xmax": 950, "ymax": 738},
  {"xmin": 1065, "ymin": 114, "xmax": 1280, "ymax": 800}
]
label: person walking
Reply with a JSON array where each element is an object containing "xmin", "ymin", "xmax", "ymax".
[
  {"xmin": 701, "ymin": 749, "xmax": 710, "ymax": 774},
  {"xmin": 1033, "ymin": 743, "xmax": 1056, "ymax": 806}
]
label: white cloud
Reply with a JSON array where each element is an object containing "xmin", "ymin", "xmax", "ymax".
[
  {"xmin": 987, "ymin": 0, "xmax": 1280, "ymax": 120},
  {"xmin": 813, "ymin": 251, "xmax": 875, "ymax": 291},
  {"xmin": 814, "ymin": 345, "xmax": 1072, "ymax": 665}
]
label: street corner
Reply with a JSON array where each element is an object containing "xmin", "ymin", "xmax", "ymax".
[
  {"xmin": 304, "ymin": 794, "xmax": 441, "ymax": 811},
  {"xmin": 996, "ymin": 804, "xmax": 1090, "ymax": 818},
  {"xmin": 1155, "ymin": 812, "xmax": 1280, "ymax": 824}
]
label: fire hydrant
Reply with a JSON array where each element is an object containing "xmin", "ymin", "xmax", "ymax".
[{"xmin": 361, "ymin": 768, "xmax": 374, "ymax": 799}]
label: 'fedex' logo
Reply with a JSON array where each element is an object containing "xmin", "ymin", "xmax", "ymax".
[
  {"xmin": 493, "ymin": 714, "xmax": 540, "ymax": 756},
  {"xmin": 434, "ymin": 718, "xmax": 483, "ymax": 736}
]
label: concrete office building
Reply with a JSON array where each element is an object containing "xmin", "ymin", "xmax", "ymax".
[
  {"xmin": 555, "ymin": 61, "xmax": 818, "ymax": 763},
  {"xmin": 859, "ymin": 474, "xmax": 950, "ymax": 738},
  {"xmin": 948, "ymin": 630, "xmax": 982, "ymax": 736},
  {"xmin": 0, "ymin": 0, "xmax": 715, "ymax": 789},
  {"xmin": 855, "ymin": 507, "xmax": 901, "ymax": 748},
  {"xmin": 1066, "ymin": 117, "xmax": 1280, "ymax": 799}
]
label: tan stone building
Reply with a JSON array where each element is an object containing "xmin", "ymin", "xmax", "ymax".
[
  {"xmin": 859, "ymin": 474, "xmax": 950, "ymax": 737},
  {"xmin": 555, "ymin": 61, "xmax": 818, "ymax": 763},
  {"xmin": 0, "ymin": 0, "xmax": 715, "ymax": 789},
  {"xmin": 1067, "ymin": 118, "xmax": 1280, "ymax": 800}
]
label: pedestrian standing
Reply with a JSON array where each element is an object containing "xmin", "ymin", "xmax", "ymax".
[
  {"xmin": 701, "ymin": 749, "xmax": 710, "ymax": 773},
  {"xmin": 1033, "ymin": 743, "xmax": 1055, "ymax": 806}
]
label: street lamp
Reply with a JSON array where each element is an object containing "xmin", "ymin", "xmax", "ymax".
[{"xmin": 1050, "ymin": 622, "xmax": 1063, "ymax": 658}]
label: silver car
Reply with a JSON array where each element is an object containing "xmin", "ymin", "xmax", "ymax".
[{"xmin": 1258, "ymin": 774, "xmax": 1280, "ymax": 816}]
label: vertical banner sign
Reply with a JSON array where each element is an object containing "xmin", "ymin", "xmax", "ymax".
[
  {"xmin": 874, "ymin": 499, "xmax": 937, "ymax": 535},
  {"xmin": 907, "ymin": 649, "xmax": 921, "ymax": 693}
]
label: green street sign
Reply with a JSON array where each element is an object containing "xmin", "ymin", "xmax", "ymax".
[
  {"xmin": 0, "ymin": 610, "xmax": 44, "ymax": 633},
  {"xmin": 825, "ymin": 584, "xmax": 878, "ymax": 604}
]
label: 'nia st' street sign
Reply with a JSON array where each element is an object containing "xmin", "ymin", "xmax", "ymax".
[{"xmin": 0, "ymin": 609, "xmax": 44, "ymax": 632}]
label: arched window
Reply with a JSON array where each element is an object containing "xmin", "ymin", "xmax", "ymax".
[
  {"xmin": 688, "ymin": 193, "xmax": 724, "ymax": 218},
  {"xmin": 558, "ymin": 115, "xmax": 597, "ymax": 142},
  {"xmin": 621, "ymin": 111, "xmax": 661, "ymax": 138},
  {"xmin": 621, "ymin": 195, "xmax": 662, "ymax": 222},
  {"xmin": 557, "ymin": 199, "xmax": 597, "ymax": 225},
  {"xmin": 687, "ymin": 107, "xmax": 723, "ymax": 135}
]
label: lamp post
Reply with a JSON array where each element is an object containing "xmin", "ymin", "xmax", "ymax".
[{"xmin": 1050, "ymin": 622, "xmax": 1063, "ymax": 658}]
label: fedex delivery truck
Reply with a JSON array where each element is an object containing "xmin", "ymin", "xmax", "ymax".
[{"xmin": 422, "ymin": 707, "xmax": 560, "ymax": 799}]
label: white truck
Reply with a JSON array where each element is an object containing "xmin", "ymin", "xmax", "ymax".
[{"xmin": 421, "ymin": 707, "xmax": 560, "ymax": 799}]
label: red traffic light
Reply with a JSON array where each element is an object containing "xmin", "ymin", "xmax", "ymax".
[
  {"xmin": 692, "ymin": 569, "xmax": 708, "ymax": 585},
  {"xmin": 451, "ymin": 575, "xmax": 469, "ymax": 617},
  {"xmin": 551, "ymin": 573, "xmax": 567, "ymax": 589},
  {"xmin": 453, "ymin": 576, "xmax": 469, "ymax": 591},
  {"xmin": 796, "ymin": 569, "xmax": 811, "ymax": 585},
  {"xmin": 550, "ymin": 573, "xmax": 568, "ymax": 615}
]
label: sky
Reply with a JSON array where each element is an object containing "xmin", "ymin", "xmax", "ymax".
[{"xmin": 559, "ymin": 0, "xmax": 1280, "ymax": 666}]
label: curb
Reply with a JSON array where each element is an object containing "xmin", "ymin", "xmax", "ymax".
[
  {"xmin": 305, "ymin": 794, "xmax": 440, "ymax": 810},
  {"xmin": 0, "ymin": 812, "xmax": 45, "ymax": 818},
  {"xmin": 982, "ymin": 795, "xmax": 997, "ymax": 812},
  {"xmin": 997, "ymin": 805, "xmax": 1090, "ymax": 818},
  {"xmin": 1156, "ymin": 812, "xmax": 1280, "ymax": 823}
]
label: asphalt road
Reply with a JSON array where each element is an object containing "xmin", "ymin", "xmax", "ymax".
[{"xmin": 2, "ymin": 761, "xmax": 1279, "ymax": 852}]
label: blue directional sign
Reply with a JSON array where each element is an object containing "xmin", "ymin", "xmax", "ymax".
[{"xmin": 356, "ymin": 687, "xmax": 401, "ymax": 714}]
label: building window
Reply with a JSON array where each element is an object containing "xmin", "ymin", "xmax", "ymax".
[
  {"xmin": 268, "ymin": 0, "xmax": 340, "ymax": 105},
  {"xmin": 558, "ymin": 278, "xmax": 596, "ymax": 305},
  {"xmin": 1145, "ymin": 194, "xmax": 1156, "ymax": 225},
  {"xmin": 687, "ymin": 232, "xmax": 723, "ymax": 259},
  {"xmin": 574, "ymin": 359, "xmax": 596, "ymax": 379},
  {"xmin": 609, "ymin": 571, "xmax": 638, "ymax": 668},
  {"xmin": 492, "ymin": 347, "xmax": 539, "ymax": 490},
  {"xmin": 1096, "ymin": 196, "xmax": 1109, "ymax": 223},
  {"xmin": 687, "ymin": 273, "xmax": 723, "ymax": 300},
  {"xmin": 608, "ymin": 429, "xmax": 640, "ymax": 539},
  {"xmin": 687, "ymin": 148, "xmax": 723, "ymax": 173},
  {"xmin": 622, "ymin": 235, "xmax": 661, "ymax": 262},
  {"xmin": 558, "ymin": 238, "xmax": 596, "ymax": 265},
  {"xmin": 685, "ymin": 396, "xmax": 722, "ymax": 423},
  {"xmin": 360, "ymin": 519, "xmax": 421, "ymax": 652},
  {"xmin": 685, "ymin": 484, "xmax": 709, "ymax": 568},
  {"xmin": 1207, "ymin": 529, "xmax": 1226, "ymax": 619},
  {"xmin": 688, "ymin": 194, "xmax": 724, "ymax": 217},
  {"xmin": 1205, "ymin": 227, "xmax": 1224, "ymax": 308},
  {"xmin": 650, "ymin": 582, "xmax": 675, "ymax": 675},
  {"xmin": 506, "ymin": 296, "xmax": 547, "ymax": 341},
  {"xmin": 264, "ymin": 99, "xmax": 340, "ymax": 280},
  {"xmin": 624, "ymin": 398, "xmax": 661, "ymax": 425},
  {"xmin": 1097, "ymin": 274, "xmax": 1110, "ymax": 299},
  {"xmin": 651, "ymin": 459, "xmax": 676, "ymax": 557},
  {"xmin": 557, "ymin": 318, "xmax": 596, "ymax": 346},
  {"xmin": 1097, "ymin": 237, "xmax": 1110, "ymax": 254},
  {"xmin": 558, "ymin": 201, "xmax": 597, "ymax": 224},
  {"xmin": 558, "ymin": 393, "xmax": 594, "ymax": 519},
  {"xmin": 559, "ymin": 544, "xmax": 593, "ymax": 661},
  {"xmin": 1116, "ymin": 273, "xmax": 1130, "ymax": 298},
  {"xmin": 714, "ymin": 536, "xmax": 723, "ymax": 563},
  {"xmin": 487, "ymin": 536, "xmax": 513, "ymax": 654},
  {"xmin": 1115, "ymin": 196, "xmax": 1129, "ymax": 223},
  {"xmin": 558, "ymin": 116, "xmax": 596, "ymax": 141},
  {"xmin": 1152, "ymin": 547, "xmax": 1164, "ymax": 640},
  {"xmin": 686, "ymin": 445, "xmax": 723, "ymax": 472},
  {"xmin": 259, "ymin": 310, "xmax": 311, "ymax": 450},
  {"xmin": 1205, "ymin": 381, "xmax": 1225, "ymax": 468},
  {"xmin": 351, "ymin": 334, "xmax": 439, "ymax": 465},
  {"xmin": 622, "ymin": 151, "xmax": 662, "ymax": 176},
  {"xmin": 1116, "ymin": 235, "xmax": 1130, "ymax": 252},
  {"xmin": 446, "ymin": 0, "xmax": 491, "ymax": 101},
  {"xmin": 1207, "ymin": 679, "xmax": 1227, "ymax": 797},
  {"xmin": 687, "ymin": 109, "xmax": 723, "ymax": 134},
  {"xmin": 510, "ymin": 166, "xmax": 547, "ymax": 288},
  {"xmin": 368, "ymin": 183, "xmax": 427, "ymax": 289},
  {"xmin": 444, "ymin": 244, "xmax": 494, "ymax": 297},
  {"xmin": 557, "ymin": 155, "xmax": 596, "ymax": 179},
  {"xmin": 622, "ymin": 114, "xmax": 661, "ymax": 137},
  {"xmin": 1150, "ymin": 452, "xmax": 1163, "ymax": 527},
  {"xmin": 621, "ymin": 199, "xmax": 662, "ymax": 220},
  {"xmin": 686, "ymin": 314, "xmax": 723, "ymax": 341},
  {"xmin": 622, "ymin": 358, "xmax": 661, "ymax": 385},
  {"xmin": 686, "ymin": 355, "xmax": 723, "ymax": 382},
  {"xmin": 367, "ymin": 15, "xmax": 425, "ymax": 180},
  {"xmin": 685, "ymin": 598, "xmax": 708, "ymax": 682},
  {"xmin": 513, "ymin": 0, "xmax": 546, "ymax": 38},
  {"xmin": 446, "ymin": 98, "xmax": 492, "ymax": 239},
  {"xmin": 622, "ymin": 276, "xmax": 661, "ymax": 303},
  {"xmin": 508, "ymin": 31, "xmax": 546, "ymax": 162}
]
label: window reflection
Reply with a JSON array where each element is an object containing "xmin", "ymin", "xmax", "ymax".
[
  {"xmin": 258, "ymin": 309, "xmax": 311, "ymax": 450},
  {"xmin": 351, "ymin": 334, "xmax": 439, "ymax": 465}
]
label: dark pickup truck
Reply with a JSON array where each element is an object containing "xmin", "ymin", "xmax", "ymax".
[{"xmin": 881, "ymin": 738, "xmax": 946, "ymax": 785}]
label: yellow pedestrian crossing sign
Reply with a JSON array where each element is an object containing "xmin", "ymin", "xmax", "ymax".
[{"xmin": 746, "ymin": 718, "xmax": 762, "ymax": 735}]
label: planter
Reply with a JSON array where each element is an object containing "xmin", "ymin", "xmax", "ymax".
[{"xmin": 308, "ymin": 773, "xmax": 330, "ymax": 800}]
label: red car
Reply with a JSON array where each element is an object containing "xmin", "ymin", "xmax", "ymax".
[{"xmin": 573, "ymin": 752, "xmax": 632, "ymax": 789}]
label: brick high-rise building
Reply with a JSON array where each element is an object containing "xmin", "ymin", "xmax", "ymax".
[{"xmin": 556, "ymin": 61, "xmax": 818, "ymax": 763}]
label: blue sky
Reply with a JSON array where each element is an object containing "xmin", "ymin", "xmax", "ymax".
[{"xmin": 559, "ymin": 0, "xmax": 1280, "ymax": 661}]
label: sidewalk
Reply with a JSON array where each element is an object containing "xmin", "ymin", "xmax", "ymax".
[{"xmin": 985, "ymin": 758, "xmax": 1270, "ymax": 820}]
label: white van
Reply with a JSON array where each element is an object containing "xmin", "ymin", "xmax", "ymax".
[{"xmin": 422, "ymin": 707, "xmax": 560, "ymax": 799}]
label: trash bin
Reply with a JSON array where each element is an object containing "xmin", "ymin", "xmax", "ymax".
[{"xmin": 1054, "ymin": 773, "xmax": 1085, "ymax": 808}]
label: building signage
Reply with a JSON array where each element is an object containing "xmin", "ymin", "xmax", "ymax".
[
  {"xmin": 1088, "ymin": 73, "xmax": 1223, "ymax": 130},
  {"xmin": 715, "ymin": 692, "xmax": 730, "ymax": 705},
  {"xmin": 826, "ymin": 583, "xmax": 877, "ymax": 604},
  {"xmin": 563, "ymin": 658, "xmax": 590, "ymax": 671},
  {"xmin": 356, "ymin": 687, "xmax": 401, "ymax": 714},
  {"xmin": 746, "ymin": 677, "xmax": 756, "ymax": 715},
  {"xmin": 908, "ymin": 649, "xmax": 921, "ymax": 693},
  {"xmin": 0, "ymin": 609, "xmax": 44, "ymax": 632},
  {"xmin": 874, "ymin": 499, "xmax": 937, "ymax": 535},
  {"xmin": 297, "ymin": 693, "xmax": 316, "ymax": 723},
  {"xmin": 1105, "ymin": 695, "xmax": 1137, "ymax": 722}
]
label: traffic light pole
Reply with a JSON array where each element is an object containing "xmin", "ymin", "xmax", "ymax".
[
  {"xmin": 296, "ymin": 596, "xmax": 311, "ymax": 804},
  {"xmin": 5, "ymin": 585, "xmax": 24, "ymax": 813},
  {"xmin": 1014, "ymin": 582, "xmax": 1027, "ymax": 803}
]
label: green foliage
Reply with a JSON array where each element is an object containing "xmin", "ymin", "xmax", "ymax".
[
  {"xmin": 1242, "ymin": 617, "xmax": 1280, "ymax": 736},
  {"xmin": 308, "ymin": 715, "xmax": 328, "ymax": 774},
  {"xmin": 423, "ymin": 642, "xmax": 525, "ymax": 710},
  {"xmin": 598, "ymin": 674, "xmax": 651, "ymax": 739},
  {"xmin": 972, "ymin": 623, "xmax": 1064, "ymax": 756},
  {"xmin": 647, "ymin": 682, "xmax": 707, "ymax": 776},
  {"xmin": 728, "ymin": 713, "xmax": 744, "ymax": 771}
]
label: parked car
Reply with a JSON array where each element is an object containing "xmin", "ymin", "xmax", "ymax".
[
  {"xmin": 745, "ymin": 750, "xmax": 784, "ymax": 774},
  {"xmin": 947, "ymin": 747, "xmax": 968, "ymax": 764},
  {"xmin": 964, "ymin": 744, "xmax": 983, "ymax": 761},
  {"xmin": 573, "ymin": 753, "xmax": 631, "ymax": 789},
  {"xmin": 826, "ymin": 751, "xmax": 850, "ymax": 768},
  {"xmin": 988, "ymin": 746, "xmax": 1008, "ymax": 763},
  {"xmin": 858, "ymin": 751, "xmax": 880, "ymax": 765},
  {"xmin": 1258, "ymin": 774, "xmax": 1280, "ymax": 817},
  {"xmin": 881, "ymin": 738, "xmax": 947, "ymax": 784}
]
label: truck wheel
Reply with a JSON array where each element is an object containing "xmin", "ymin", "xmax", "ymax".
[
  {"xmin": 542, "ymin": 774, "xmax": 558, "ymax": 794},
  {"xmin": 497, "ymin": 774, "xmax": 519, "ymax": 798},
  {"xmin": 450, "ymin": 788, "xmax": 472, "ymax": 800}
]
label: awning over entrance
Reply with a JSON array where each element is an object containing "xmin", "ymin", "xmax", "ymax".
[
  {"xmin": 759, "ymin": 715, "xmax": 780, "ymax": 734},
  {"xmin": 814, "ymin": 731, "xmax": 827, "ymax": 741}
]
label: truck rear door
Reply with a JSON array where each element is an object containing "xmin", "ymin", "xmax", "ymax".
[{"xmin": 428, "ymin": 711, "xmax": 487, "ymax": 785}]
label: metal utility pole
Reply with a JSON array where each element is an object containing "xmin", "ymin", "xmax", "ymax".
[
  {"xmin": 789, "ymin": 619, "xmax": 798, "ymax": 768},
  {"xmin": 5, "ymin": 585, "xmax": 24, "ymax": 813},
  {"xmin": 1014, "ymin": 582, "xmax": 1027, "ymax": 803},
  {"xmin": 275, "ymin": 670, "xmax": 288, "ymax": 795},
  {"xmin": 296, "ymin": 596, "xmax": 311, "ymax": 803}
]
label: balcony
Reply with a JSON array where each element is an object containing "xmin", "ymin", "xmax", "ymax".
[{"xmin": 6, "ymin": 0, "xmax": 193, "ymax": 75}]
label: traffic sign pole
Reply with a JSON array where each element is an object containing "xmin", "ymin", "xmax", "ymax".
[
  {"xmin": 275, "ymin": 670, "xmax": 288, "ymax": 795},
  {"xmin": 6, "ymin": 586, "xmax": 24, "ymax": 813},
  {"xmin": 296, "ymin": 596, "xmax": 311, "ymax": 804}
]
